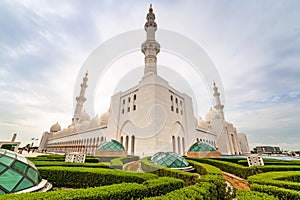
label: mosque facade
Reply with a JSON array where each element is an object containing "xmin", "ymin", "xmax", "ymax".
[{"xmin": 39, "ymin": 6, "xmax": 250, "ymax": 157}]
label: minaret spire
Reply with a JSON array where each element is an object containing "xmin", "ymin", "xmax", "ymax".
[
  {"xmin": 73, "ymin": 70, "xmax": 88, "ymax": 124},
  {"xmin": 213, "ymin": 81, "xmax": 225, "ymax": 120},
  {"xmin": 141, "ymin": 4, "xmax": 160, "ymax": 76}
]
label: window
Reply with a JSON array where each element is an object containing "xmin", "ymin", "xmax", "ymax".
[
  {"xmin": 170, "ymin": 95, "xmax": 173, "ymax": 101},
  {"xmin": 180, "ymin": 100, "xmax": 182, "ymax": 105},
  {"xmin": 133, "ymin": 94, "xmax": 137, "ymax": 100},
  {"xmin": 127, "ymin": 107, "xmax": 130, "ymax": 112},
  {"xmin": 176, "ymin": 108, "xmax": 178, "ymax": 113},
  {"xmin": 180, "ymin": 110, "xmax": 183, "ymax": 115},
  {"xmin": 123, "ymin": 99, "xmax": 125, "ymax": 104},
  {"xmin": 128, "ymin": 97, "xmax": 131, "ymax": 102},
  {"xmin": 122, "ymin": 109, "xmax": 124, "ymax": 114},
  {"xmin": 133, "ymin": 105, "xmax": 136, "ymax": 111},
  {"xmin": 171, "ymin": 106, "xmax": 174, "ymax": 111},
  {"xmin": 175, "ymin": 98, "xmax": 178, "ymax": 104}
]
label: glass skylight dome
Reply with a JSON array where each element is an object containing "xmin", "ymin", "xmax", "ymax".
[
  {"xmin": 0, "ymin": 149, "xmax": 51, "ymax": 194},
  {"xmin": 98, "ymin": 140, "xmax": 125, "ymax": 151},
  {"xmin": 188, "ymin": 141, "xmax": 217, "ymax": 152},
  {"xmin": 150, "ymin": 152, "xmax": 189, "ymax": 168}
]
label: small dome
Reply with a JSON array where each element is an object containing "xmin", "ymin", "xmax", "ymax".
[
  {"xmin": 100, "ymin": 110, "xmax": 110, "ymax": 126},
  {"xmin": 98, "ymin": 140, "xmax": 125, "ymax": 151},
  {"xmin": 150, "ymin": 152, "xmax": 189, "ymax": 168},
  {"xmin": 89, "ymin": 116, "xmax": 100, "ymax": 128},
  {"xmin": 198, "ymin": 116, "xmax": 209, "ymax": 130},
  {"xmin": 188, "ymin": 141, "xmax": 217, "ymax": 152},
  {"xmin": 205, "ymin": 107, "xmax": 215, "ymax": 122},
  {"xmin": 50, "ymin": 122, "xmax": 61, "ymax": 132},
  {"xmin": 0, "ymin": 149, "xmax": 51, "ymax": 194},
  {"xmin": 80, "ymin": 111, "xmax": 90, "ymax": 123}
]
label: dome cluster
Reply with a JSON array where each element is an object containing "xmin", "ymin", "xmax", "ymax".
[{"xmin": 49, "ymin": 110, "xmax": 110, "ymax": 134}]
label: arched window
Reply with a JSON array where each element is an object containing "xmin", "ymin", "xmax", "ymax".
[
  {"xmin": 197, "ymin": 138, "xmax": 199, "ymax": 142},
  {"xmin": 131, "ymin": 135, "xmax": 135, "ymax": 155},
  {"xmin": 125, "ymin": 136, "xmax": 129, "ymax": 151},
  {"xmin": 133, "ymin": 94, "xmax": 137, "ymax": 100},
  {"xmin": 172, "ymin": 136, "xmax": 176, "ymax": 152},
  {"xmin": 182, "ymin": 137, "xmax": 185, "ymax": 155},
  {"xmin": 177, "ymin": 136, "xmax": 181, "ymax": 155},
  {"xmin": 120, "ymin": 136, "xmax": 123, "ymax": 145},
  {"xmin": 170, "ymin": 95, "xmax": 173, "ymax": 101}
]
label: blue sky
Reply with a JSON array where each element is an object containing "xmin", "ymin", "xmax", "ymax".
[{"xmin": 0, "ymin": 0, "xmax": 299, "ymax": 150}]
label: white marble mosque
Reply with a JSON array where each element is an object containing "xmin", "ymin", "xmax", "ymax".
[{"xmin": 39, "ymin": 5, "xmax": 250, "ymax": 157}]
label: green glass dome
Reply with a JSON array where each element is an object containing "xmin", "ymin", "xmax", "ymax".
[
  {"xmin": 151, "ymin": 152, "xmax": 189, "ymax": 168},
  {"xmin": 0, "ymin": 149, "xmax": 42, "ymax": 194},
  {"xmin": 188, "ymin": 141, "xmax": 217, "ymax": 152},
  {"xmin": 98, "ymin": 140, "xmax": 125, "ymax": 151}
]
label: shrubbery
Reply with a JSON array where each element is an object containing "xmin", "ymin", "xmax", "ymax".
[
  {"xmin": 110, "ymin": 156, "xmax": 139, "ymax": 170},
  {"xmin": 236, "ymin": 190, "xmax": 279, "ymax": 200},
  {"xmin": 141, "ymin": 157, "xmax": 197, "ymax": 185},
  {"xmin": 0, "ymin": 177, "xmax": 184, "ymax": 200},
  {"xmin": 250, "ymin": 183, "xmax": 300, "ymax": 200},
  {"xmin": 28, "ymin": 155, "xmax": 99, "ymax": 163},
  {"xmin": 188, "ymin": 159, "xmax": 222, "ymax": 175},
  {"xmin": 38, "ymin": 166, "xmax": 157, "ymax": 188},
  {"xmin": 33, "ymin": 161, "xmax": 109, "ymax": 168},
  {"xmin": 248, "ymin": 171, "xmax": 300, "ymax": 191}
]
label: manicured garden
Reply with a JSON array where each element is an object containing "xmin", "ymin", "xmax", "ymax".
[{"xmin": 0, "ymin": 154, "xmax": 299, "ymax": 199}]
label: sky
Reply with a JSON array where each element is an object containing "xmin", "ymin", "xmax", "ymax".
[{"xmin": 0, "ymin": 0, "xmax": 299, "ymax": 150}]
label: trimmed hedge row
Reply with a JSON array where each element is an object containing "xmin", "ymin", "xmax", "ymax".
[
  {"xmin": 250, "ymin": 183, "xmax": 300, "ymax": 200},
  {"xmin": 143, "ymin": 182, "xmax": 215, "ymax": 200},
  {"xmin": 110, "ymin": 156, "xmax": 139, "ymax": 170},
  {"xmin": 141, "ymin": 157, "xmax": 197, "ymax": 185},
  {"xmin": 189, "ymin": 158, "xmax": 300, "ymax": 179},
  {"xmin": 28, "ymin": 155, "xmax": 99, "ymax": 163},
  {"xmin": 0, "ymin": 177, "xmax": 184, "ymax": 200},
  {"xmin": 187, "ymin": 159, "xmax": 222, "ymax": 175},
  {"xmin": 248, "ymin": 171, "xmax": 300, "ymax": 191},
  {"xmin": 32, "ymin": 161, "xmax": 109, "ymax": 168},
  {"xmin": 236, "ymin": 190, "xmax": 279, "ymax": 200},
  {"xmin": 189, "ymin": 158, "xmax": 256, "ymax": 178},
  {"xmin": 38, "ymin": 166, "xmax": 157, "ymax": 188}
]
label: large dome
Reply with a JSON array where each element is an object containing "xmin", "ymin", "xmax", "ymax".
[
  {"xmin": 50, "ymin": 122, "xmax": 61, "ymax": 133},
  {"xmin": 150, "ymin": 152, "xmax": 189, "ymax": 168},
  {"xmin": 188, "ymin": 141, "xmax": 217, "ymax": 152},
  {"xmin": 0, "ymin": 149, "xmax": 51, "ymax": 194},
  {"xmin": 98, "ymin": 140, "xmax": 125, "ymax": 151}
]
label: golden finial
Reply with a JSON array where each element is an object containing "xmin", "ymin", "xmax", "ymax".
[{"xmin": 149, "ymin": 4, "xmax": 153, "ymax": 13}]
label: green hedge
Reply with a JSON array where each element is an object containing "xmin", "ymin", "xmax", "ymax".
[
  {"xmin": 187, "ymin": 159, "xmax": 222, "ymax": 175},
  {"xmin": 0, "ymin": 177, "xmax": 184, "ymax": 200},
  {"xmin": 143, "ymin": 182, "xmax": 215, "ymax": 200},
  {"xmin": 236, "ymin": 190, "xmax": 279, "ymax": 200},
  {"xmin": 32, "ymin": 161, "xmax": 109, "ymax": 168},
  {"xmin": 189, "ymin": 158, "xmax": 256, "ymax": 178},
  {"xmin": 28, "ymin": 155, "xmax": 99, "ymax": 163},
  {"xmin": 141, "ymin": 157, "xmax": 197, "ymax": 185},
  {"xmin": 250, "ymin": 183, "xmax": 300, "ymax": 200},
  {"xmin": 38, "ymin": 166, "xmax": 157, "ymax": 188},
  {"xmin": 248, "ymin": 171, "xmax": 300, "ymax": 191},
  {"xmin": 110, "ymin": 156, "xmax": 139, "ymax": 170}
]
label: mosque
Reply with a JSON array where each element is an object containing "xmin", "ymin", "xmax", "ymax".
[{"xmin": 38, "ymin": 5, "xmax": 250, "ymax": 157}]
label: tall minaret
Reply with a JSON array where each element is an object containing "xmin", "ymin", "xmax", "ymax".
[
  {"xmin": 141, "ymin": 4, "xmax": 160, "ymax": 76},
  {"xmin": 73, "ymin": 71, "xmax": 88, "ymax": 124},
  {"xmin": 213, "ymin": 81, "xmax": 225, "ymax": 120}
]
